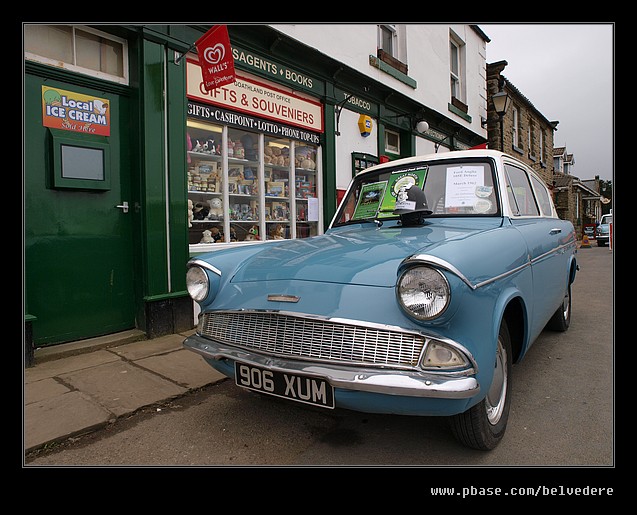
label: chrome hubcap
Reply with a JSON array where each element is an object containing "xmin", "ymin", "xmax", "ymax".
[
  {"xmin": 486, "ymin": 338, "xmax": 508, "ymax": 425},
  {"xmin": 562, "ymin": 289, "xmax": 571, "ymax": 320}
]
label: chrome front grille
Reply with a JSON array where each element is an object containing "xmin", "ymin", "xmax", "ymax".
[{"xmin": 198, "ymin": 311, "xmax": 425, "ymax": 368}]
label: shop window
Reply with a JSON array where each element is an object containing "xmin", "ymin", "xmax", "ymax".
[
  {"xmin": 24, "ymin": 25, "xmax": 128, "ymax": 85},
  {"xmin": 351, "ymin": 152, "xmax": 379, "ymax": 177},
  {"xmin": 187, "ymin": 118, "xmax": 321, "ymax": 247}
]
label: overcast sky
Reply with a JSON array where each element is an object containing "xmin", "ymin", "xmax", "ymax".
[{"xmin": 479, "ymin": 23, "xmax": 614, "ymax": 181}]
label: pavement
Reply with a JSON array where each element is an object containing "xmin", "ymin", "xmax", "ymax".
[{"xmin": 23, "ymin": 328, "xmax": 226, "ymax": 455}]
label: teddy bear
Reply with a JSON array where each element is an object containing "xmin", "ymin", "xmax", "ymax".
[
  {"xmin": 200, "ymin": 229, "xmax": 214, "ymax": 243},
  {"xmin": 245, "ymin": 225, "xmax": 260, "ymax": 241},
  {"xmin": 210, "ymin": 227, "xmax": 223, "ymax": 242},
  {"xmin": 204, "ymin": 138, "xmax": 216, "ymax": 155},
  {"xmin": 208, "ymin": 197, "xmax": 223, "ymax": 219},
  {"xmin": 270, "ymin": 224, "xmax": 285, "ymax": 240},
  {"xmin": 187, "ymin": 199, "xmax": 194, "ymax": 227}
]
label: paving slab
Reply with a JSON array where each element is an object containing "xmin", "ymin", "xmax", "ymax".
[
  {"xmin": 135, "ymin": 349, "xmax": 226, "ymax": 389},
  {"xmin": 25, "ymin": 391, "xmax": 112, "ymax": 451},
  {"xmin": 25, "ymin": 350, "xmax": 122, "ymax": 383},
  {"xmin": 25, "ymin": 377, "xmax": 71, "ymax": 405},
  {"xmin": 58, "ymin": 360, "xmax": 187, "ymax": 417},
  {"xmin": 110, "ymin": 333, "xmax": 186, "ymax": 361}
]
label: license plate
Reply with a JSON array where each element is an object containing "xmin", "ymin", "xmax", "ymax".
[{"xmin": 234, "ymin": 362, "xmax": 334, "ymax": 409}]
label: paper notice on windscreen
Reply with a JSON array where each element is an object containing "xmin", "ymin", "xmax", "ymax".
[
  {"xmin": 445, "ymin": 166, "xmax": 485, "ymax": 208},
  {"xmin": 308, "ymin": 197, "xmax": 319, "ymax": 221}
]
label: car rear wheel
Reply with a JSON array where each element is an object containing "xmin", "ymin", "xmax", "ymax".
[
  {"xmin": 546, "ymin": 283, "xmax": 571, "ymax": 332},
  {"xmin": 450, "ymin": 320, "xmax": 512, "ymax": 450}
]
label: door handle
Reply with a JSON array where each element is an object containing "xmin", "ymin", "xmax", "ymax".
[
  {"xmin": 549, "ymin": 228, "xmax": 561, "ymax": 234},
  {"xmin": 115, "ymin": 201, "xmax": 129, "ymax": 213}
]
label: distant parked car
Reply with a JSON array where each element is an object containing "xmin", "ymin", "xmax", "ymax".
[
  {"xmin": 184, "ymin": 150, "xmax": 578, "ymax": 450},
  {"xmin": 596, "ymin": 214, "xmax": 612, "ymax": 246}
]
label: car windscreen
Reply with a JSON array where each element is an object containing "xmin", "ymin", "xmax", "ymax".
[{"xmin": 333, "ymin": 159, "xmax": 499, "ymax": 226}]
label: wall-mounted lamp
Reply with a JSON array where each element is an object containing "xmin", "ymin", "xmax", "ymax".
[
  {"xmin": 492, "ymin": 90, "xmax": 511, "ymax": 118},
  {"xmin": 415, "ymin": 120, "xmax": 429, "ymax": 134}
]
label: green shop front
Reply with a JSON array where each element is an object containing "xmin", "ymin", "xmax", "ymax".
[
  {"xmin": 23, "ymin": 25, "xmax": 336, "ymax": 361},
  {"xmin": 24, "ymin": 24, "xmax": 455, "ymax": 363}
]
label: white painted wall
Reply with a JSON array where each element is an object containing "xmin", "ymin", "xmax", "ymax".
[
  {"xmin": 270, "ymin": 24, "xmax": 488, "ymax": 139},
  {"xmin": 335, "ymin": 108, "xmax": 378, "ymax": 190}
]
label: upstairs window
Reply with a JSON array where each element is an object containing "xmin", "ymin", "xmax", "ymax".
[
  {"xmin": 528, "ymin": 119, "xmax": 536, "ymax": 158},
  {"xmin": 449, "ymin": 32, "xmax": 468, "ymax": 114},
  {"xmin": 379, "ymin": 24, "xmax": 396, "ymax": 56},
  {"xmin": 376, "ymin": 24, "xmax": 408, "ymax": 75},
  {"xmin": 512, "ymin": 106, "xmax": 521, "ymax": 149},
  {"xmin": 450, "ymin": 39, "xmax": 460, "ymax": 99},
  {"xmin": 24, "ymin": 24, "xmax": 128, "ymax": 85}
]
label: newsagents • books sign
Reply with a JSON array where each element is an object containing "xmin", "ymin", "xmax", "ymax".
[{"xmin": 187, "ymin": 59, "xmax": 323, "ymax": 134}]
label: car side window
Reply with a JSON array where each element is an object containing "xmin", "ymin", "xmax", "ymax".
[
  {"xmin": 504, "ymin": 164, "xmax": 540, "ymax": 216},
  {"xmin": 529, "ymin": 173, "xmax": 553, "ymax": 216}
]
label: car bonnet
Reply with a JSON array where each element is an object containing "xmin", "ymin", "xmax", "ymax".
[{"xmin": 229, "ymin": 220, "xmax": 502, "ymax": 287}]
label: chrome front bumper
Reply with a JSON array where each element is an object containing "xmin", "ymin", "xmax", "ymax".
[{"xmin": 184, "ymin": 333, "xmax": 480, "ymax": 399}]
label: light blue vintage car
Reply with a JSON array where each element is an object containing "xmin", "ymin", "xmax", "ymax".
[{"xmin": 184, "ymin": 150, "xmax": 578, "ymax": 450}]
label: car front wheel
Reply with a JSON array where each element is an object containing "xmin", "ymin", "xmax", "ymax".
[
  {"xmin": 450, "ymin": 320, "xmax": 512, "ymax": 451},
  {"xmin": 546, "ymin": 283, "xmax": 571, "ymax": 332}
]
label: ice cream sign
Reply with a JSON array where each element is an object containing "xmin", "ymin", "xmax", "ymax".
[{"xmin": 42, "ymin": 86, "xmax": 110, "ymax": 136}]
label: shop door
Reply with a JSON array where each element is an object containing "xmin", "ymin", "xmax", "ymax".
[{"xmin": 24, "ymin": 74, "xmax": 137, "ymax": 346}]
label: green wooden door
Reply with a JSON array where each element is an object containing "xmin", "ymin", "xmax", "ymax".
[{"xmin": 24, "ymin": 74, "xmax": 136, "ymax": 346}]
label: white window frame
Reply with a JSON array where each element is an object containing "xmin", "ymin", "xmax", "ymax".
[
  {"xmin": 450, "ymin": 39, "xmax": 461, "ymax": 99},
  {"xmin": 384, "ymin": 128, "xmax": 400, "ymax": 154},
  {"xmin": 449, "ymin": 31, "xmax": 467, "ymax": 103},
  {"xmin": 25, "ymin": 25, "xmax": 129, "ymax": 85},
  {"xmin": 378, "ymin": 24, "xmax": 397, "ymax": 57},
  {"xmin": 512, "ymin": 106, "xmax": 520, "ymax": 148}
]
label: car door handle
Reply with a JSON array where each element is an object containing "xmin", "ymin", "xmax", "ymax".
[
  {"xmin": 115, "ymin": 201, "xmax": 129, "ymax": 213},
  {"xmin": 549, "ymin": 228, "xmax": 561, "ymax": 234}
]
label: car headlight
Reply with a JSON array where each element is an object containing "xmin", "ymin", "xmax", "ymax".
[
  {"xmin": 397, "ymin": 266, "xmax": 450, "ymax": 320},
  {"xmin": 186, "ymin": 265, "xmax": 210, "ymax": 302}
]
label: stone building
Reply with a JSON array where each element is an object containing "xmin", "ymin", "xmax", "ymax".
[
  {"xmin": 486, "ymin": 60, "xmax": 603, "ymax": 235},
  {"xmin": 486, "ymin": 61, "xmax": 559, "ymax": 185},
  {"xmin": 552, "ymin": 147, "xmax": 602, "ymax": 236}
]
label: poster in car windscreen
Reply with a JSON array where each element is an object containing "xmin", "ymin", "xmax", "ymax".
[
  {"xmin": 378, "ymin": 166, "xmax": 428, "ymax": 217},
  {"xmin": 352, "ymin": 181, "xmax": 388, "ymax": 219}
]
